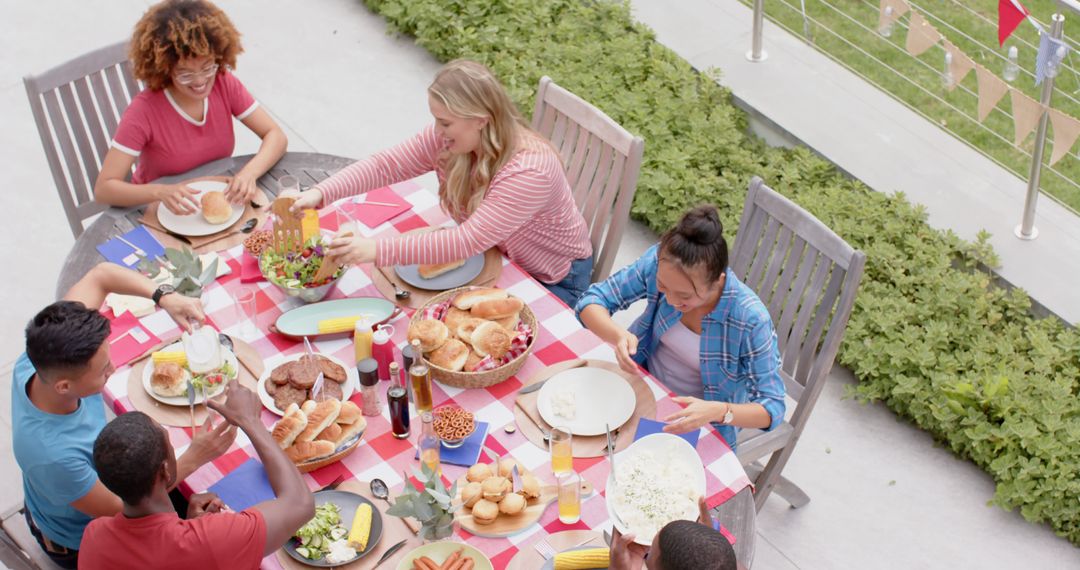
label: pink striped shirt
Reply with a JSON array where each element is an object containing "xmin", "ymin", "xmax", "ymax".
[{"xmin": 317, "ymin": 124, "xmax": 592, "ymax": 283}]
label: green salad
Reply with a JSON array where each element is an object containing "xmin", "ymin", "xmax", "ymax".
[
  {"xmin": 261, "ymin": 237, "xmax": 345, "ymax": 289},
  {"xmin": 294, "ymin": 503, "xmax": 348, "ymax": 560},
  {"xmin": 190, "ymin": 360, "xmax": 235, "ymax": 393}
]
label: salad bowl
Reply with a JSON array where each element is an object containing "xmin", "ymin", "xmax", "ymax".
[{"xmin": 260, "ymin": 238, "xmax": 347, "ymax": 303}]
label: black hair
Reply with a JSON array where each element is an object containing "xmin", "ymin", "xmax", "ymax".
[
  {"xmin": 656, "ymin": 520, "xmax": 738, "ymax": 570},
  {"xmin": 658, "ymin": 205, "xmax": 728, "ymax": 284},
  {"xmin": 93, "ymin": 412, "xmax": 168, "ymax": 505},
  {"xmin": 25, "ymin": 301, "xmax": 111, "ymax": 378}
]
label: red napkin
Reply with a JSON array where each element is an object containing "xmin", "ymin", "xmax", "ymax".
[
  {"xmin": 339, "ymin": 186, "xmax": 411, "ymax": 228},
  {"xmin": 240, "ymin": 251, "xmax": 265, "ymax": 283},
  {"xmin": 106, "ymin": 311, "xmax": 162, "ymax": 368}
]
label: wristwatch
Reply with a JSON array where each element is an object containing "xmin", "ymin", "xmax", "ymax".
[
  {"xmin": 720, "ymin": 403, "xmax": 735, "ymax": 425},
  {"xmin": 152, "ymin": 284, "xmax": 176, "ymax": 306}
]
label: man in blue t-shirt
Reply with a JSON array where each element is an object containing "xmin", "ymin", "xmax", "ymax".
[{"xmin": 12, "ymin": 262, "xmax": 235, "ymax": 568}]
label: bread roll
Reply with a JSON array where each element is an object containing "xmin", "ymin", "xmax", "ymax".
[
  {"xmin": 285, "ymin": 440, "xmax": 335, "ymax": 463},
  {"xmin": 271, "ymin": 404, "xmax": 308, "ymax": 449},
  {"xmin": 470, "ymin": 298, "xmax": 524, "ymax": 320},
  {"xmin": 462, "ymin": 482, "xmax": 484, "ymax": 508},
  {"xmin": 466, "ymin": 463, "xmax": 493, "ymax": 483},
  {"xmin": 494, "ymin": 314, "xmax": 520, "ymax": 331},
  {"xmin": 470, "ymin": 499, "xmax": 499, "ymax": 525},
  {"xmin": 297, "ymin": 399, "xmax": 342, "ymax": 442},
  {"xmin": 335, "ymin": 415, "xmax": 367, "ymax": 446},
  {"xmin": 443, "ymin": 307, "xmax": 473, "ymax": 335},
  {"xmin": 316, "ymin": 422, "xmax": 342, "ymax": 443},
  {"xmin": 452, "ymin": 288, "xmax": 507, "ymax": 310},
  {"xmin": 428, "ymin": 338, "xmax": 469, "ymax": 371},
  {"xmin": 407, "ymin": 319, "xmax": 449, "ymax": 352},
  {"xmin": 470, "ymin": 321, "xmax": 512, "ymax": 360},
  {"xmin": 464, "ymin": 350, "xmax": 484, "ymax": 372},
  {"xmin": 301, "ymin": 400, "xmax": 318, "ymax": 415},
  {"xmin": 499, "ymin": 492, "xmax": 527, "ymax": 515},
  {"xmin": 200, "ymin": 191, "xmax": 231, "ymax": 224},
  {"xmin": 336, "ymin": 401, "xmax": 362, "ymax": 425},
  {"xmin": 418, "ymin": 259, "xmax": 465, "ymax": 279},
  {"xmin": 150, "ymin": 362, "xmax": 190, "ymax": 397},
  {"xmin": 455, "ymin": 318, "xmax": 485, "ymax": 343}
]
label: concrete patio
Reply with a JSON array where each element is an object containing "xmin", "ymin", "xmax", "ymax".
[{"xmin": 1, "ymin": 0, "xmax": 1077, "ymax": 568}]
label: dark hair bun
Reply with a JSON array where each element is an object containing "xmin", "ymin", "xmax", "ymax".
[{"xmin": 676, "ymin": 206, "xmax": 723, "ymax": 245}]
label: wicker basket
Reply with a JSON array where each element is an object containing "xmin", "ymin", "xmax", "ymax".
[
  {"xmin": 295, "ymin": 431, "xmax": 364, "ymax": 473},
  {"xmin": 410, "ymin": 286, "xmax": 537, "ymax": 389}
]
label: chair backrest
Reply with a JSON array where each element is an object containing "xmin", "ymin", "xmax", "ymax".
[
  {"xmin": 24, "ymin": 41, "xmax": 141, "ymax": 238},
  {"xmin": 730, "ymin": 177, "xmax": 865, "ymax": 429},
  {"xmin": 531, "ymin": 76, "xmax": 645, "ymax": 283}
]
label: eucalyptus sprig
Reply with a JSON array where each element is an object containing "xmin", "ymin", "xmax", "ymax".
[
  {"xmin": 384, "ymin": 462, "xmax": 460, "ymax": 541},
  {"xmin": 136, "ymin": 247, "xmax": 218, "ymax": 298}
]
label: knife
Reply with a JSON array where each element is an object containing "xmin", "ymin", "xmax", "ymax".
[
  {"xmin": 518, "ymin": 359, "xmax": 587, "ymax": 395},
  {"xmin": 187, "ymin": 382, "xmax": 198, "ymax": 435},
  {"xmin": 372, "ymin": 539, "xmax": 408, "ymax": 569}
]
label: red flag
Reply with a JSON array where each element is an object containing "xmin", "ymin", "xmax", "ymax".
[{"xmin": 999, "ymin": 0, "xmax": 1030, "ymax": 46}]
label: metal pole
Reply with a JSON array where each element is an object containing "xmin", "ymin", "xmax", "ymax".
[
  {"xmin": 1015, "ymin": 13, "xmax": 1065, "ymax": 240},
  {"xmin": 747, "ymin": 0, "xmax": 768, "ymax": 62}
]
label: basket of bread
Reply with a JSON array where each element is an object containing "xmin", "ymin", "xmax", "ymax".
[
  {"xmin": 271, "ymin": 399, "xmax": 367, "ymax": 473},
  {"xmin": 407, "ymin": 287, "xmax": 536, "ymax": 389}
]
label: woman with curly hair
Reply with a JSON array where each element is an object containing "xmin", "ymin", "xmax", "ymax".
[
  {"xmin": 94, "ymin": 0, "xmax": 286, "ymax": 214},
  {"xmin": 288, "ymin": 60, "xmax": 594, "ymax": 306}
]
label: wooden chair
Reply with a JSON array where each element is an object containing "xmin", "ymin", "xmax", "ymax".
[
  {"xmin": 24, "ymin": 41, "xmax": 141, "ymax": 238},
  {"xmin": 731, "ymin": 177, "xmax": 866, "ymax": 511},
  {"xmin": 531, "ymin": 76, "xmax": 645, "ymax": 283}
]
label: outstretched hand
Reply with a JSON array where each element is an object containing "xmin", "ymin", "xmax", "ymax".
[{"xmin": 610, "ymin": 527, "xmax": 648, "ymax": 570}]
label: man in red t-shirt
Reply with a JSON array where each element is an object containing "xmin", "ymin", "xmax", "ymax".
[{"xmin": 78, "ymin": 384, "xmax": 314, "ymax": 569}]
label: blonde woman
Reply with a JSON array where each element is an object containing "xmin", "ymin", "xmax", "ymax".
[{"xmin": 289, "ymin": 60, "xmax": 593, "ymax": 306}]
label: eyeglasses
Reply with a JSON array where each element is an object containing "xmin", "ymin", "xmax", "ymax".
[{"xmin": 172, "ymin": 63, "xmax": 219, "ymax": 86}]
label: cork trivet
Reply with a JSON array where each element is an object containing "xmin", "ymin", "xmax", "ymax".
[
  {"xmin": 513, "ymin": 360, "xmax": 656, "ymax": 458},
  {"xmin": 126, "ymin": 337, "xmax": 263, "ymax": 427},
  {"xmin": 506, "ymin": 530, "xmax": 605, "ymax": 570},
  {"xmin": 371, "ymin": 247, "xmax": 503, "ymax": 309},
  {"xmin": 275, "ymin": 480, "xmax": 423, "ymax": 570}
]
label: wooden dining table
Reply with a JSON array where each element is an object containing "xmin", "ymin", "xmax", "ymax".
[{"xmin": 57, "ymin": 152, "xmax": 758, "ymax": 568}]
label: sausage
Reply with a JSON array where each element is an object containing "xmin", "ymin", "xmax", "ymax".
[{"xmin": 439, "ymin": 549, "xmax": 462, "ymax": 570}]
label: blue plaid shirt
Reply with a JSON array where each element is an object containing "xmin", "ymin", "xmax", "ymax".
[{"xmin": 575, "ymin": 245, "xmax": 786, "ymax": 451}]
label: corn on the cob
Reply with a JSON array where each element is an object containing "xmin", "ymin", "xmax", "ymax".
[
  {"xmin": 553, "ymin": 548, "xmax": 610, "ymax": 570},
  {"xmin": 347, "ymin": 503, "xmax": 373, "ymax": 551},
  {"xmin": 317, "ymin": 316, "xmax": 363, "ymax": 334},
  {"xmin": 151, "ymin": 351, "xmax": 187, "ymax": 366}
]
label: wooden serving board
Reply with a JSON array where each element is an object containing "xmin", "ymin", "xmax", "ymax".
[{"xmin": 452, "ymin": 476, "xmax": 593, "ymax": 539}]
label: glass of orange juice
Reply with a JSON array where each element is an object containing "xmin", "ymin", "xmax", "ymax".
[
  {"xmin": 557, "ymin": 471, "xmax": 581, "ymax": 524},
  {"xmin": 550, "ymin": 426, "xmax": 573, "ymax": 474}
]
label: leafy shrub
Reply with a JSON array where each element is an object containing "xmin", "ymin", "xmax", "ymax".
[{"xmin": 363, "ymin": 0, "xmax": 1080, "ymax": 542}]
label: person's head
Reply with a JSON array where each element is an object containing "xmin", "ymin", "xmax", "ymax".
[
  {"xmin": 657, "ymin": 205, "xmax": 729, "ymax": 312},
  {"xmin": 25, "ymin": 301, "xmax": 113, "ymax": 399},
  {"xmin": 129, "ymin": 0, "xmax": 243, "ymax": 98},
  {"xmin": 93, "ymin": 412, "xmax": 177, "ymax": 506},
  {"xmin": 648, "ymin": 520, "xmax": 738, "ymax": 570},
  {"xmin": 428, "ymin": 59, "xmax": 529, "ymax": 218}
]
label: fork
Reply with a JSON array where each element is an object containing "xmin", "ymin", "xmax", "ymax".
[{"xmin": 533, "ymin": 539, "xmax": 558, "ymax": 560}]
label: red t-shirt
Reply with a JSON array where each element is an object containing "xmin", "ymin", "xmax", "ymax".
[
  {"xmin": 77, "ymin": 509, "xmax": 267, "ymax": 570},
  {"xmin": 112, "ymin": 70, "xmax": 259, "ymax": 184}
]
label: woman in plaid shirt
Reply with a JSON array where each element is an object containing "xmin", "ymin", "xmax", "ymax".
[{"xmin": 576, "ymin": 206, "xmax": 786, "ymax": 451}]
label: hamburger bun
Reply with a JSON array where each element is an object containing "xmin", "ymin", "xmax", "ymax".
[
  {"xmin": 418, "ymin": 259, "xmax": 465, "ymax": 279},
  {"xmin": 464, "ymin": 350, "xmax": 484, "ymax": 372},
  {"xmin": 200, "ymin": 191, "xmax": 231, "ymax": 224},
  {"xmin": 428, "ymin": 338, "xmax": 469, "ymax": 371},
  {"xmin": 407, "ymin": 319, "xmax": 449, "ymax": 352},
  {"xmin": 452, "ymin": 288, "xmax": 507, "ymax": 310},
  {"xmin": 455, "ymin": 318, "xmax": 485, "ymax": 343},
  {"xmin": 150, "ymin": 362, "xmax": 191, "ymax": 397},
  {"xmin": 470, "ymin": 321, "xmax": 512, "ymax": 360}
]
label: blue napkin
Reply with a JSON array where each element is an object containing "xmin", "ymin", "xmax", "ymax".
[
  {"xmin": 96, "ymin": 225, "xmax": 165, "ymax": 269},
  {"xmin": 415, "ymin": 421, "xmax": 490, "ymax": 467},
  {"xmin": 633, "ymin": 417, "xmax": 700, "ymax": 448},
  {"xmin": 208, "ymin": 458, "xmax": 275, "ymax": 512}
]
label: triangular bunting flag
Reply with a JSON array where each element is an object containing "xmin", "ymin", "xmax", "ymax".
[
  {"xmin": 879, "ymin": 0, "xmax": 910, "ymax": 31},
  {"xmin": 906, "ymin": 12, "xmax": 942, "ymax": 56},
  {"xmin": 999, "ymin": 0, "xmax": 1030, "ymax": 46},
  {"xmin": 976, "ymin": 65, "xmax": 1010, "ymax": 121},
  {"xmin": 943, "ymin": 40, "xmax": 976, "ymax": 91},
  {"xmin": 1048, "ymin": 109, "xmax": 1080, "ymax": 165},
  {"xmin": 1009, "ymin": 88, "xmax": 1044, "ymax": 145}
]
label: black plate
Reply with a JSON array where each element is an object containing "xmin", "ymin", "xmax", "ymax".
[{"xmin": 284, "ymin": 489, "xmax": 383, "ymax": 567}]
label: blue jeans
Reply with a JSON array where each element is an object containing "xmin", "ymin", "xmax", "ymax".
[{"xmin": 544, "ymin": 256, "xmax": 594, "ymax": 308}]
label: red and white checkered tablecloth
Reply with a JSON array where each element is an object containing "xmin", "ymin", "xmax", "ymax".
[{"xmin": 102, "ymin": 181, "xmax": 752, "ymax": 569}]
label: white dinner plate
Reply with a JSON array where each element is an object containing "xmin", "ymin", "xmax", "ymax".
[
  {"xmin": 606, "ymin": 433, "xmax": 706, "ymax": 545},
  {"xmin": 141, "ymin": 341, "xmax": 238, "ymax": 406},
  {"xmin": 257, "ymin": 352, "xmax": 357, "ymax": 415},
  {"xmin": 537, "ymin": 367, "xmax": 635, "ymax": 436},
  {"xmin": 157, "ymin": 180, "xmax": 243, "ymax": 236}
]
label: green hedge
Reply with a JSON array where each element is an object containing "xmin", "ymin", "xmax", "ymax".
[{"xmin": 363, "ymin": 0, "xmax": 1080, "ymax": 542}]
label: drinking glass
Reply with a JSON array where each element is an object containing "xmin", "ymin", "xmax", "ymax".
[
  {"xmin": 557, "ymin": 471, "xmax": 581, "ymax": 524},
  {"xmin": 233, "ymin": 287, "xmax": 258, "ymax": 339},
  {"xmin": 550, "ymin": 426, "xmax": 573, "ymax": 474},
  {"xmin": 278, "ymin": 175, "xmax": 300, "ymax": 196}
]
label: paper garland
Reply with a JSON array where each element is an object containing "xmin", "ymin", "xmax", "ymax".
[
  {"xmin": 1010, "ymin": 89, "xmax": 1044, "ymax": 145},
  {"xmin": 976, "ymin": 65, "xmax": 1010, "ymax": 122},
  {"xmin": 906, "ymin": 13, "xmax": 942, "ymax": 56},
  {"xmin": 1048, "ymin": 109, "xmax": 1080, "ymax": 165}
]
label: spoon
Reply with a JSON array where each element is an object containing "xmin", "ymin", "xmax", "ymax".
[
  {"xmin": 238, "ymin": 218, "xmax": 259, "ymax": 233},
  {"xmin": 371, "ymin": 479, "xmax": 421, "ymax": 534},
  {"xmin": 376, "ymin": 267, "xmax": 410, "ymax": 300}
]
